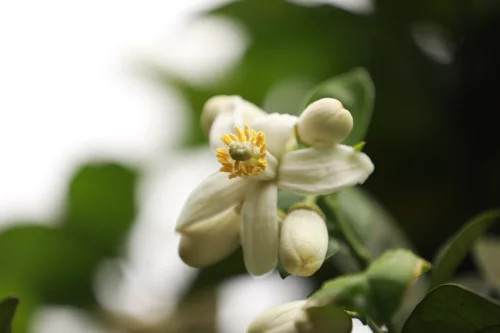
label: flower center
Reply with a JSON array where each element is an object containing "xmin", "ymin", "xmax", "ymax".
[{"xmin": 216, "ymin": 124, "xmax": 267, "ymax": 179}]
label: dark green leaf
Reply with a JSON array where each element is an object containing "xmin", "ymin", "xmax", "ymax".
[
  {"xmin": 429, "ymin": 210, "xmax": 500, "ymax": 289},
  {"xmin": 0, "ymin": 297, "xmax": 19, "ymax": 333},
  {"xmin": 403, "ymin": 284, "xmax": 500, "ymax": 333},
  {"xmin": 305, "ymin": 68, "xmax": 375, "ymax": 146}
]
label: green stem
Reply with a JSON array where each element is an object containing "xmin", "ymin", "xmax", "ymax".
[{"xmin": 304, "ymin": 195, "xmax": 317, "ymax": 205}]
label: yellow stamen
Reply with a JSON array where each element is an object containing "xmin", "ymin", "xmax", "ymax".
[{"xmin": 215, "ymin": 124, "xmax": 268, "ymax": 179}]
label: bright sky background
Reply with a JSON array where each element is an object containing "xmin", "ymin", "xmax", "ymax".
[{"xmin": 0, "ymin": 1, "xmax": 372, "ymax": 332}]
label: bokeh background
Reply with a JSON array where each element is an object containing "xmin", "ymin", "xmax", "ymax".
[{"xmin": 1, "ymin": 0, "xmax": 499, "ymax": 332}]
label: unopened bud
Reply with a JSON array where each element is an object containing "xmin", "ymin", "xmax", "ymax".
[
  {"xmin": 178, "ymin": 206, "xmax": 241, "ymax": 267},
  {"xmin": 247, "ymin": 301, "xmax": 351, "ymax": 333},
  {"xmin": 201, "ymin": 95, "xmax": 264, "ymax": 134},
  {"xmin": 247, "ymin": 300, "xmax": 308, "ymax": 333},
  {"xmin": 279, "ymin": 209, "xmax": 328, "ymax": 277},
  {"xmin": 296, "ymin": 98, "xmax": 353, "ymax": 147}
]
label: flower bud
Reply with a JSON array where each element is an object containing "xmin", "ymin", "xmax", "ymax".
[
  {"xmin": 178, "ymin": 206, "xmax": 241, "ymax": 268},
  {"xmin": 247, "ymin": 300, "xmax": 308, "ymax": 333},
  {"xmin": 247, "ymin": 301, "xmax": 351, "ymax": 333},
  {"xmin": 200, "ymin": 95, "xmax": 264, "ymax": 135},
  {"xmin": 296, "ymin": 98, "xmax": 353, "ymax": 147},
  {"xmin": 279, "ymin": 209, "xmax": 328, "ymax": 277}
]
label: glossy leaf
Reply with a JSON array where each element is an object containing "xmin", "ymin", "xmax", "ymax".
[
  {"xmin": 429, "ymin": 210, "xmax": 500, "ymax": 289},
  {"xmin": 0, "ymin": 297, "xmax": 19, "ymax": 333},
  {"xmin": 403, "ymin": 284, "xmax": 500, "ymax": 333},
  {"xmin": 305, "ymin": 68, "xmax": 375, "ymax": 146}
]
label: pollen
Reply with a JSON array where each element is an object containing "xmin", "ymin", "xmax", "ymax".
[{"xmin": 216, "ymin": 124, "xmax": 267, "ymax": 179}]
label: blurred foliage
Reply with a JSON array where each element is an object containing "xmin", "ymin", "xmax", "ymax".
[
  {"xmin": 0, "ymin": 163, "xmax": 138, "ymax": 332},
  {"xmin": 310, "ymin": 249, "xmax": 430, "ymax": 326},
  {"xmin": 430, "ymin": 210, "xmax": 500, "ymax": 288},
  {"xmin": 0, "ymin": 297, "xmax": 18, "ymax": 333}
]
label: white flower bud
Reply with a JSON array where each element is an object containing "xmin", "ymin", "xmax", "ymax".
[
  {"xmin": 247, "ymin": 300, "xmax": 308, "ymax": 333},
  {"xmin": 200, "ymin": 95, "xmax": 264, "ymax": 135},
  {"xmin": 178, "ymin": 206, "xmax": 241, "ymax": 267},
  {"xmin": 296, "ymin": 98, "xmax": 353, "ymax": 147},
  {"xmin": 279, "ymin": 209, "xmax": 328, "ymax": 277}
]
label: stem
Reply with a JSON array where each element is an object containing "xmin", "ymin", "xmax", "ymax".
[{"xmin": 304, "ymin": 195, "xmax": 317, "ymax": 205}]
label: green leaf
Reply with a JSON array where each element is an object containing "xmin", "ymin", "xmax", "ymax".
[
  {"xmin": 429, "ymin": 209, "xmax": 500, "ymax": 289},
  {"xmin": 309, "ymin": 249, "xmax": 429, "ymax": 325},
  {"xmin": 474, "ymin": 237, "xmax": 500, "ymax": 291},
  {"xmin": 0, "ymin": 297, "xmax": 19, "ymax": 333},
  {"xmin": 63, "ymin": 163, "xmax": 138, "ymax": 256},
  {"xmin": 402, "ymin": 284, "xmax": 500, "ymax": 333},
  {"xmin": 0, "ymin": 226, "xmax": 101, "ymax": 306},
  {"xmin": 309, "ymin": 273, "xmax": 370, "ymax": 319},
  {"xmin": 325, "ymin": 238, "xmax": 341, "ymax": 260},
  {"xmin": 305, "ymin": 68, "xmax": 375, "ymax": 146},
  {"xmin": 319, "ymin": 187, "xmax": 412, "ymax": 269},
  {"xmin": 366, "ymin": 249, "xmax": 430, "ymax": 323},
  {"xmin": 297, "ymin": 304, "xmax": 352, "ymax": 333}
]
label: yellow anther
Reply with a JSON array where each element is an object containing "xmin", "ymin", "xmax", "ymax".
[{"xmin": 215, "ymin": 124, "xmax": 268, "ymax": 179}]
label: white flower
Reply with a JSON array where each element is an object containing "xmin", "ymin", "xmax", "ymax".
[
  {"xmin": 176, "ymin": 97, "xmax": 374, "ymax": 276},
  {"xmin": 279, "ymin": 208, "xmax": 329, "ymax": 277}
]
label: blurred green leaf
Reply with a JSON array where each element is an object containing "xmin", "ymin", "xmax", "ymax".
[
  {"xmin": 310, "ymin": 249, "xmax": 429, "ymax": 325},
  {"xmin": 0, "ymin": 296, "xmax": 18, "ymax": 333},
  {"xmin": 306, "ymin": 68, "xmax": 375, "ymax": 146},
  {"xmin": 0, "ymin": 226, "xmax": 101, "ymax": 306},
  {"xmin": 402, "ymin": 284, "xmax": 500, "ymax": 333},
  {"xmin": 325, "ymin": 239, "xmax": 341, "ymax": 260},
  {"xmin": 429, "ymin": 209, "xmax": 500, "ymax": 289},
  {"xmin": 366, "ymin": 249, "xmax": 430, "ymax": 323},
  {"xmin": 319, "ymin": 187, "xmax": 412, "ymax": 268},
  {"xmin": 474, "ymin": 237, "xmax": 500, "ymax": 291},
  {"xmin": 63, "ymin": 163, "xmax": 138, "ymax": 256},
  {"xmin": 297, "ymin": 304, "xmax": 352, "ymax": 333},
  {"xmin": 310, "ymin": 273, "xmax": 370, "ymax": 318}
]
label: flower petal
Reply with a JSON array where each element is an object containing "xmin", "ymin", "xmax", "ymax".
[
  {"xmin": 179, "ymin": 205, "xmax": 241, "ymax": 267},
  {"xmin": 250, "ymin": 151, "xmax": 278, "ymax": 181},
  {"xmin": 251, "ymin": 113, "xmax": 297, "ymax": 158},
  {"xmin": 241, "ymin": 181, "xmax": 279, "ymax": 276},
  {"xmin": 208, "ymin": 97, "xmax": 265, "ymax": 149},
  {"xmin": 278, "ymin": 145, "xmax": 374, "ymax": 195},
  {"xmin": 176, "ymin": 172, "xmax": 248, "ymax": 231}
]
